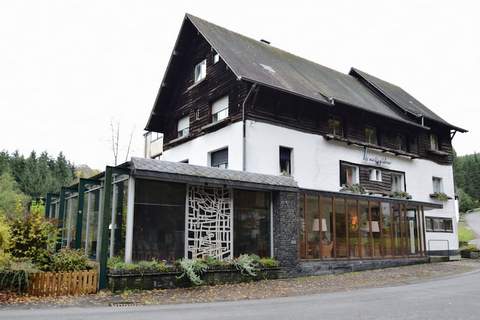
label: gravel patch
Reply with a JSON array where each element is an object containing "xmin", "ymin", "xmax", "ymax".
[{"xmin": 2, "ymin": 259, "xmax": 480, "ymax": 310}]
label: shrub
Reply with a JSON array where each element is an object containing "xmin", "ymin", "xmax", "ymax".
[
  {"xmin": 202, "ymin": 255, "xmax": 230, "ymax": 269},
  {"xmin": 233, "ymin": 254, "xmax": 257, "ymax": 277},
  {"xmin": 8, "ymin": 201, "xmax": 57, "ymax": 270},
  {"xmin": 176, "ymin": 259, "xmax": 208, "ymax": 286},
  {"xmin": 340, "ymin": 184, "xmax": 366, "ymax": 194},
  {"xmin": 49, "ymin": 248, "xmax": 93, "ymax": 272},
  {"xmin": 0, "ymin": 255, "xmax": 39, "ymax": 293},
  {"xmin": 258, "ymin": 257, "xmax": 280, "ymax": 268},
  {"xmin": 108, "ymin": 257, "xmax": 171, "ymax": 274},
  {"xmin": 0, "ymin": 216, "xmax": 10, "ymax": 253}
]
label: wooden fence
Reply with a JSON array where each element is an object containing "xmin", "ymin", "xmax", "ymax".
[{"xmin": 28, "ymin": 270, "xmax": 98, "ymax": 296}]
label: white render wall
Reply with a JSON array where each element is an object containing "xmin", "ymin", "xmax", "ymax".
[
  {"xmin": 160, "ymin": 119, "xmax": 459, "ymax": 252},
  {"xmin": 161, "ymin": 121, "xmax": 244, "ymax": 170}
]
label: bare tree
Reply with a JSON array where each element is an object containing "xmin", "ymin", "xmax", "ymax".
[
  {"xmin": 110, "ymin": 119, "xmax": 135, "ymax": 166},
  {"xmin": 110, "ymin": 120, "xmax": 120, "ymax": 166}
]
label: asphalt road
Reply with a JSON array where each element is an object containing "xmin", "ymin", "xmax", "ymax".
[{"xmin": 2, "ymin": 269, "xmax": 480, "ymax": 320}]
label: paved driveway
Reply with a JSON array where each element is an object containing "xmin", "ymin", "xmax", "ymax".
[
  {"xmin": 2, "ymin": 268, "xmax": 480, "ymax": 320},
  {"xmin": 465, "ymin": 211, "xmax": 480, "ymax": 248}
]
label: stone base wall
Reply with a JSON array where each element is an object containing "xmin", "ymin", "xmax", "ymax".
[
  {"xmin": 296, "ymin": 257, "xmax": 429, "ymax": 276},
  {"xmin": 427, "ymin": 250, "xmax": 460, "ymax": 256},
  {"xmin": 272, "ymin": 191, "xmax": 299, "ymax": 269}
]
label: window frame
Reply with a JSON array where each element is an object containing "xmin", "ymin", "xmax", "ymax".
[
  {"xmin": 432, "ymin": 177, "xmax": 443, "ymax": 193},
  {"xmin": 209, "ymin": 147, "xmax": 229, "ymax": 169},
  {"xmin": 340, "ymin": 163, "xmax": 359, "ymax": 187},
  {"xmin": 177, "ymin": 116, "xmax": 190, "ymax": 138},
  {"xmin": 279, "ymin": 146, "xmax": 293, "ymax": 176},
  {"xmin": 369, "ymin": 168, "xmax": 382, "ymax": 182},
  {"xmin": 328, "ymin": 117, "xmax": 344, "ymax": 137},
  {"xmin": 425, "ymin": 217, "xmax": 453, "ymax": 233},
  {"xmin": 430, "ymin": 133, "xmax": 439, "ymax": 151},
  {"xmin": 211, "ymin": 96, "xmax": 229, "ymax": 123},
  {"xmin": 391, "ymin": 173, "xmax": 405, "ymax": 192},
  {"xmin": 194, "ymin": 59, "xmax": 207, "ymax": 84},
  {"xmin": 365, "ymin": 126, "xmax": 378, "ymax": 145}
]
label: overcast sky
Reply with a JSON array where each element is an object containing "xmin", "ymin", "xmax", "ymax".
[{"xmin": 1, "ymin": 0, "xmax": 478, "ymax": 169}]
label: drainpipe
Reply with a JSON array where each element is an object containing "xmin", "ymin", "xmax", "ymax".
[{"xmin": 242, "ymin": 83, "xmax": 257, "ymax": 171}]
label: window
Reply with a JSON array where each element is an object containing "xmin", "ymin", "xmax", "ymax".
[
  {"xmin": 177, "ymin": 116, "xmax": 190, "ymax": 138},
  {"xmin": 432, "ymin": 177, "xmax": 443, "ymax": 193},
  {"xmin": 425, "ymin": 217, "xmax": 453, "ymax": 233},
  {"xmin": 213, "ymin": 53, "xmax": 220, "ymax": 64},
  {"xmin": 194, "ymin": 59, "xmax": 206, "ymax": 83},
  {"xmin": 211, "ymin": 96, "xmax": 229, "ymax": 123},
  {"xmin": 279, "ymin": 146, "xmax": 292, "ymax": 175},
  {"xmin": 369, "ymin": 168, "xmax": 382, "ymax": 182},
  {"xmin": 340, "ymin": 163, "xmax": 359, "ymax": 186},
  {"xmin": 391, "ymin": 173, "xmax": 405, "ymax": 192},
  {"xmin": 328, "ymin": 118, "xmax": 343, "ymax": 137},
  {"xmin": 365, "ymin": 127, "xmax": 378, "ymax": 145},
  {"xmin": 430, "ymin": 134, "xmax": 439, "ymax": 150},
  {"xmin": 195, "ymin": 108, "xmax": 200, "ymax": 120},
  {"xmin": 151, "ymin": 132, "xmax": 162, "ymax": 142},
  {"xmin": 396, "ymin": 134, "xmax": 407, "ymax": 151},
  {"xmin": 133, "ymin": 180, "xmax": 186, "ymax": 261},
  {"xmin": 210, "ymin": 148, "xmax": 228, "ymax": 169},
  {"xmin": 234, "ymin": 190, "xmax": 271, "ymax": 257}
]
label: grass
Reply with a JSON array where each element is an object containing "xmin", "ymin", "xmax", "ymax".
[{"xmin": 458, "ymin": 221, "xmax": 476, "ymax": 247}]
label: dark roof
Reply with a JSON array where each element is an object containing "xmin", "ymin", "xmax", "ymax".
[
  {"xmin": 350, "ymin": 68, "xmax": 467, "ymax": 132},
  {"xmin": 146, "ymin": 14, "xmax": 465, "ymax": 132},
  {"xmin": 129, "ymin": 157, "xmax": 298, "ymax": 191}
]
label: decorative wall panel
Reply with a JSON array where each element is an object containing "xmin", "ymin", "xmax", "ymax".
[{"xmin": 187, "ymin": 185, "xmax": 233, "ymax": 259}]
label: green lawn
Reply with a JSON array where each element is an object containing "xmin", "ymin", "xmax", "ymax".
[{"xmin": 458, "ymin": 221, "xmax": 476, "ymax": 248}]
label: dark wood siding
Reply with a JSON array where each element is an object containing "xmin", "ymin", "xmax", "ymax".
[
  {"xmin": 248, "ymin": 86, "xmax": 453, "ymax": 164},
  {"xmin": 159, "ymin": 28, "xmax": 249, "ymax": 150}
]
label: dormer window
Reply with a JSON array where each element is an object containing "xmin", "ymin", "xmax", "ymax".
[
  {"xmin": 365, "ymin": 127, "xmax": 378, "ymax": 145},
  {"xmin": 213, "ymin": 53, "xmax": 220, "ymax": 64},
  {"xmin": 177, "ymin": 116, "xmax": 190, "ymax": 138},
  {"xmin": 194, "ymin": 59, "xmax": 206, "ymax": 83},
  {"xmin": 430, "ymin": 134, "xmax": 439, "ymax": 151},
  {"xmin": 328, "ymin": 118, "xmax": 343, "ymax": 137},
  {"xmin": 211, "ymin": 96, "xmax": 229, "ymax": 123}
]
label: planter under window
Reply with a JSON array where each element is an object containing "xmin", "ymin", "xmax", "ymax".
[
  {"xmin": 429, "ymin": 192, "xmax": 452, "ymax": 201},
  {"xmin": 107, "ymin": 267, "xmax": 282, "ymax": 292}
]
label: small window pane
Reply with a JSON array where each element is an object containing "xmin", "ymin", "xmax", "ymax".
[
  {"xmin": 279, "ymin": 147, "xmax": 292, "ymax": 175},
  {"xmin": 328, "ymin": 118, "xmax": 343, "ymax": 137},
  {"xmin": 340, "ymin": 163, "xmax": 358, "ymax": 186},
  {"xmin": 365, "ymin": 127, "xmax": 378, "ymax": 145},
  {"xmin": 213, "ymin": 53, "xmax": 220, "ymax": 64},
  {"xmin": 212, "ymin": 96, "xmax": 229, "ymax": 122},
  {"xmin": 211, "ymin": 148, "xmax": 228, "ymax": 168},
  {"xmin": 430, "ymin": 134, "xmax": 439, "ymax": 150},
  {"xmin": 194, "ymin": 59, "xmax": 206, "ymax": 83},
  {"xmin": 177, "ymin": 116, "xmax": 190, "ymax": 138},
  {"xmin": 432, "ymin": 177, "xmax": 443, "ymax": 193},
  {"xmin": 392, "ymin": 173, "xmax": 405, "ymax": 192}
]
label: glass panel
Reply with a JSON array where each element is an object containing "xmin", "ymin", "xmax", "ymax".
[
  {"xmin": 359, "ymin": 201, "xmax": 371, "ymax": 257},
  {"xmin": 320, "ymin": 197, "xmax": 333, "ymax": 258},
  {"xmin": 304, "ymin": 195, "xmax": 320, "ymax": 259},
  {"xmin": 86, "ymin": 189, "xmax": 100, "ymax": 259},
  {"xmin": 299, "ymin": 194, "xmax": 306, "ymax": 258},
  {"xmin": 234, "ymin": 190, "xmax": 271, "ymax": 257},
  {"xmin": 347, "ymin": 200, "xmax": 359, "ymax": 258},
  {"xmin": 370, "ymin": 202, "xmax": 382, "ymax": 257},
  {"xmin": 133, "ymin": 180, "xmax": 186, "ymax": 261},
  {"xmin": 112, "ymin": 180, "xmax": 128, "ymax": 258},
  {"xmin": 334, "ymin": 198, "xmax": 347, "ymax": 258},
  {"xmin": 406, "ymin": 208, "xmax": 418, "ymax": 255},
  {"xmin": 392, "ymin": 203, "xmax": 402, "ymax": 256},
  {"xmin": 81, "ymin": 194, "xmax": 88, "ymax": 249},
  {"xmin": 381, "ymin": 202, "xmax": 393, "ymax": 256}
]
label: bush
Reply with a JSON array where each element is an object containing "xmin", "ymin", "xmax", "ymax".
[
  {"xmin": 176, "ymin": 259, "xmax": 208, "ymax": 286},
  {"xmin": 340, "ymin": 184, "xmax": 366, "ymax": 194},
  {"xmin": 233, "ymin": 254, "xmax": 257, "ymax": 277},
  {"xmin": 0, "ymin": 216, "xmax": 10, "ymax": 253},
  {"xmin": 258, "ymin": 257, "xmax": 280, "ymax": 268},
  {"xmin": 8, "ymin": 202, "xmax": 57, "ymax": 270},
  {"xmin": 107, "ymin": 257, "xmax": 170, "ymax": 274},
  {"xmin": 49, "ymin": 248, "xmax": 93, "ymax": 272},
  {"xmin": 0, "ymin": 255, "xmax": 39, "ymax": 293}
]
